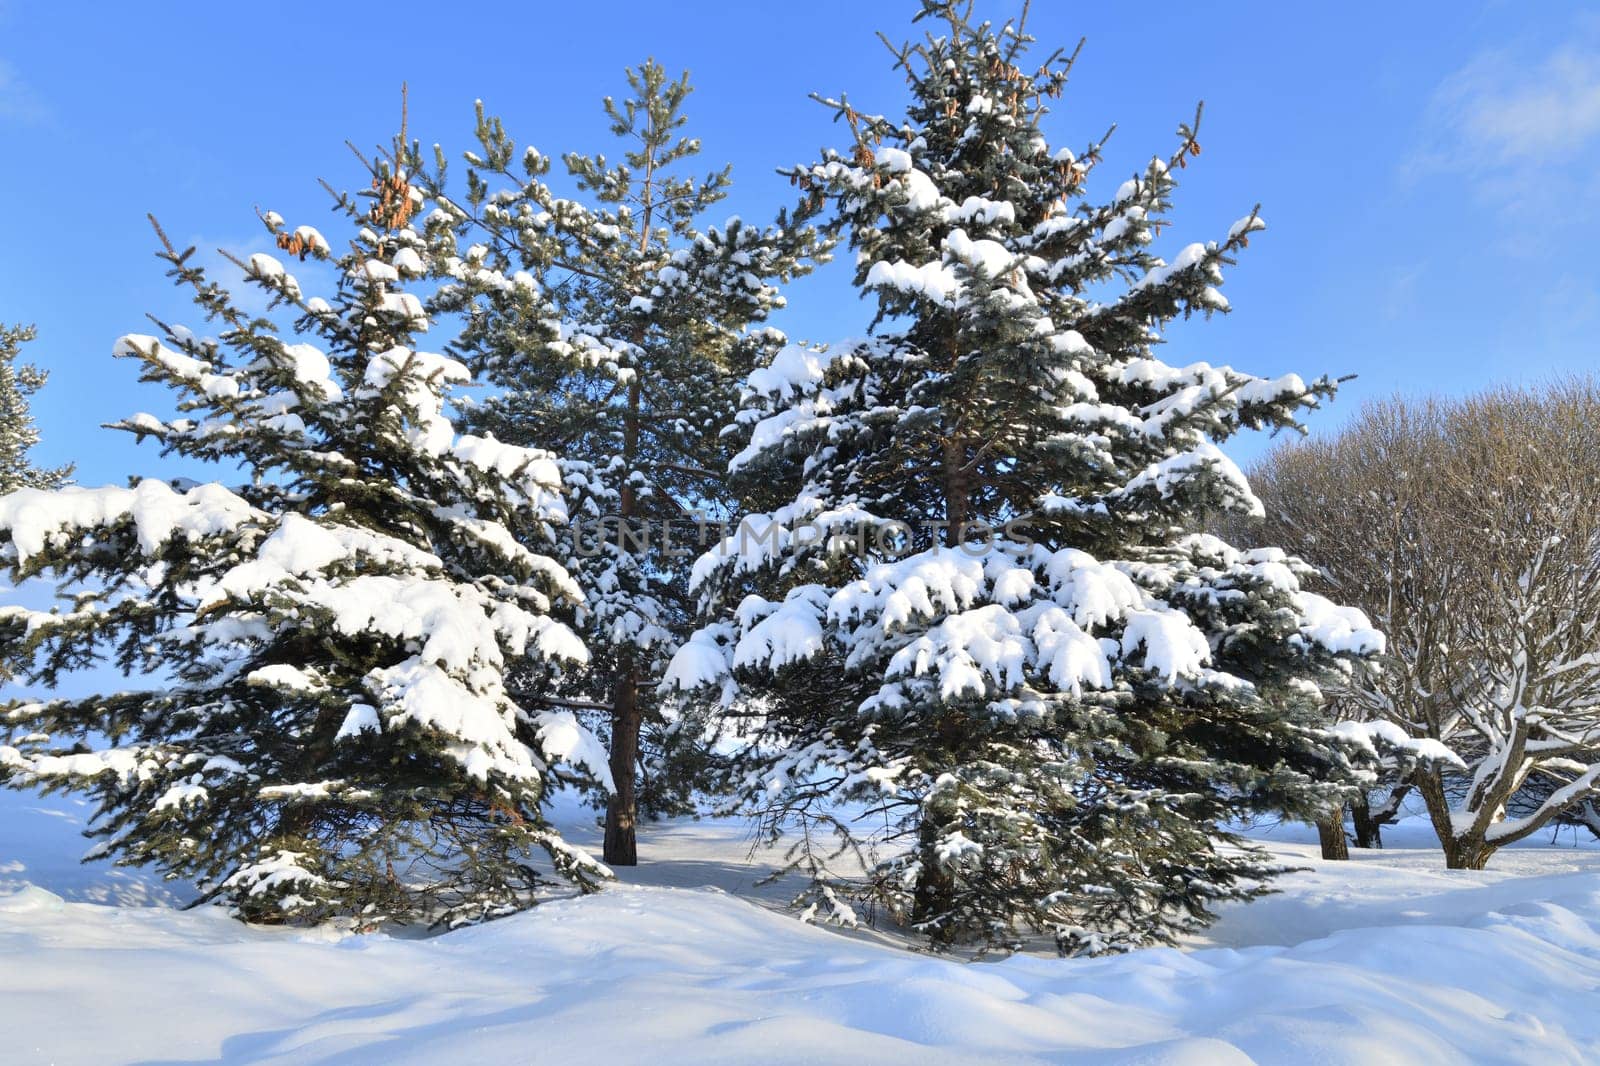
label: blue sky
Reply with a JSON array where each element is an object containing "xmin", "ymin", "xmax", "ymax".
[{"xmin": 0, "ymin": 0, "xmax": 1591, "ymax": 485}]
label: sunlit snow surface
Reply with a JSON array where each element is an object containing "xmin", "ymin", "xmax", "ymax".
[{"xmin": 2, "ymin": 788, "xmax": 1598, "ymax": 1064}]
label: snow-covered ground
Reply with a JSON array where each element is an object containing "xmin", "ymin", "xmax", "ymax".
[{"xmin": 3, "ymin": 789, "xmax": 1599, "ymax": 1065}]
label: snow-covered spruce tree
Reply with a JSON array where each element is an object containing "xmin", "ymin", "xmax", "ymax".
[
  {"xmin": 0, "ymin": 135, "xmax": 612, "ymax": 927},
  {"xmin": 422, "ymin": 62, "xmax": 822, "ymax": 864},
  {"xmin": 0, "ymin": 323, "xmax": 71, "ymax": 493},
  {"xmin": 664, "ymin": 1, "xmax": 1385, "ymax": 954}
]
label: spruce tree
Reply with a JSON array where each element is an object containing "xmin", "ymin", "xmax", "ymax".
[
  {"xmin": 0, "ymin": 128, "xmax": 610, "ymax": 927},
  {"xmin": 665, "ymin": 1, "xmax": 1382, "ymax": 953},
  {"xmin": 0, "ymin": 323, "xmax": 71, "ymax": 493},
  {"xmin": 423, "ymin": 62, "xmax": 821, "ymax": 864}
]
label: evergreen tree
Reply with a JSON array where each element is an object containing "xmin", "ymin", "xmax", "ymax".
[
  {"xmin": 0, "ymin": 323, "xmax": 71, "ymax": 493},
  {"xmin": 0, "ymin": 129, "xmax": 610, "ymax": 927},
  {"xmin": 423, "ymin": 62, "xmax": 822, "ymax": 864},
  {"xmin": 665, "ymin": 1, "xmax": 1383, "ymax": 953}
]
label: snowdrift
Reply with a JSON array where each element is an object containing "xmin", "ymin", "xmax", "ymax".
[{"xmin": 3, "ymin": 790, "xmax": 1598, "ymax": 1064}]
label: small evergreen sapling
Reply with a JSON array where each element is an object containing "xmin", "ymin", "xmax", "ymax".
[{"xmin": 0, "ymin": 130, "xmax": 610, "ymax": 927}]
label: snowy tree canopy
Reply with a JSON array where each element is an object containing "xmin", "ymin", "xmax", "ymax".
[
  {"xmin": 665, "ymin": 0, "xmax": 1385, "ymax": 954},
  {"xmin": 0, "ymin": 134, "xmax": 611, "ymax": 927}
]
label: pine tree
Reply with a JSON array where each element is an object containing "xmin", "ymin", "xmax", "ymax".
[
  {"xmin": 0, "ymin": 126, "xmax": 610, "ymax": 927},
  {"xmin": 422, "ymin": 62, "xmax": 822, "ymax": 864},
  {"xmin": 0, "ymin": 323, "xmax": 71, "ymax": 493},
  {"xmin": 665, "ymin": 1, "xmax": 1383, "ymax": 953}
]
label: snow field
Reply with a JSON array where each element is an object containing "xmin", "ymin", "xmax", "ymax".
[{"xmin": 2, "ymin": 788, "xmax": 1598, "ymax": 1065}]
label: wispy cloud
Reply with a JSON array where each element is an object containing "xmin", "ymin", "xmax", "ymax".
[
  {"xmin": 1409, "ymin": 21, "xmax": 1600, "ymax": 225},
  {"xmin": 0, "ymin": 58, "xmax": 47, "ymax": 124},
  {"xmin": 1425, "ymin": 47, "xmax": 1600, "ymax": 165}
]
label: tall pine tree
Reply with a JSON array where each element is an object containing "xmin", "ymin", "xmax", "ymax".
[
  {"xmin": 0, "ymin": 323, "xmax": 71, "ymax": 493},
  {"xmin": 0, "ymin": 126, "xmax": 610, "ymax": 927},
  {"xmin": 422, "ymin": 62, "xmax": 821, "ymax": 864},
  {"xmin": 665, "ymin": 1, "xmax": 1382, "ymax": 953}
]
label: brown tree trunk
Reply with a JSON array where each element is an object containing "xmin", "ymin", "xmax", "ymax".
[
  {"xmin": 942, "ymin": 435, "xmax": 969, "ymax": 547},
  {"xmin": 1350, "ymin": 792, "xmax": 1383, "ymax": 849},
  {"xmin": 922, "ymin": 430, "xmax": 966, "ymax": 939},
  {"xmin": 1415, "ymin": 768, "xmax": 1496, "ymax": 869},
  {"xmin": 1316, "ymin": 803, "xmax": 1349, "ymax": 860},
  {"xmin": 603, "ymin": 668, "xmax": 641, "ymax": 866},
  {"xmin": 1439, "ymin": 822, "xmax": 1497, "ymax": 870},
  {"xmin": 1442, "ymin": 836, "xmax": 1495, "ymax": 870},
  {"xmin": 911, "ymin": 817, "xmax": 957, "ymax": 939},
  {"xmin": 604, "ymin": 373, "xmax": 644, "ymax": 867}
]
